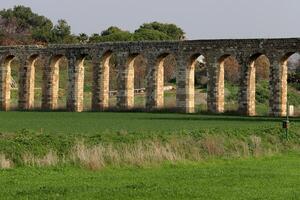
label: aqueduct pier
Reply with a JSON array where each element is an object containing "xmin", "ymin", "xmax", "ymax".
[{"xmin": 0, "ymin": 38, "xmax": 299, "ymax": 116}]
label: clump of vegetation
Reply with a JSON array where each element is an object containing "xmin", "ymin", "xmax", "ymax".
[{"xmin": 255, "ymin": 80, "xmax": 270, "ymax": 104}]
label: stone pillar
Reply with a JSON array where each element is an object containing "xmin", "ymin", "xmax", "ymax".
[
  {"xmin": 207, "ymin": 56, "xmax": 224, "ymax": 113},
  {"xmin": 42, "ymin": 56, "xmax": 60, "ymax": 110},
  {"xmin": 176, "ymin": 57, "xmax": 186, "ymax": 112},
  {"xmin": 247, "ymin": 61, "xmax": 256, "ymax": 116},
  {"xmin": 67, "ymin": 55, "xmax": 85, "ymax": 112},
  {"xmin": 176, "ymin": 55, "xmax": 195, "ymax": 113},
  {"xmin": 279, "ymin": 59, "xmax": 288, "ymax": 116},
  {"xmin": 19, "ymin": 56, "xmax": 37, "ymax": 110},
  {"xmin": 92, "ymin": 53, "xmax": 111, "ymax": 111},
  {"xmin": 0, "ymin": 56, "xmax": 13, "ymax": 111},
  {"xmin": 238, "ymin": 56, "xmax": 259, "ymax": 116},
  {"xmin": 116, "ymin": 54, "xmax": 134, "ymax": 110},
  {"xmin": 238, "ymin": 57, "xmax": 249, "ymax": 115},
  {"xmin": 217, "ymin": 60, "xmax": 225, "ymax": 113},
  {"xmin": 146, "ymin": 55, "xmax": 164, "ymax": 110},
  {"xmin": 186, "ymin": 61, "xmax": 195, "ymax": 113},
  {"xmin": 269, "ymin": 58, "xmax": 282, "ymax": 117}
]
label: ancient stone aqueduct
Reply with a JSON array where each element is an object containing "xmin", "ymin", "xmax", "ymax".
[{"xmin": 0, "ymin": 38, "xmax": 299, "ymax": 116}]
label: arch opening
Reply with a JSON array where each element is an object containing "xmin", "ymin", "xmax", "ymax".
[
  {"xmin": 153, "ymin": 53, "xmax": 176, "ymax": 109},
  {"xmin": 1, "ymin": 55, "xmax": 19, "ymax": 111},
  {"xmin": 82, "ymin": 54, "xmax": 93, "ymax": 111},
  {"xmin": 17, "ymin": 54, "xmax": 40, "ymax": 110},
  {"xmin": 32, "ymin": 56, "xmax": 44, "ymax": 109},
  {"xmin": 281, "ymin": 52, "xmax": 300, "ymax": 116},
  {"xmin": 45, "ymin": 55, "xmax": 68, "ymax": 110},
  {"xmin": 215, "ymin": 55, "xmax": 241, "ymax": 113},
  {"xmin": 68, "ymin": 54, "xmax": 87, "ymax": 112},
  {"xmin": 186, "ymin": 54, "xmax": 206, "ymax": 113},
  {"xmin": 247, "ymin": 54, "xmax": 270, "ymax": 116},
  {"xmin": 121, "ymin": 54, "xmax": 147, "ymax": 109},
  {"xmin": 133, "ymin": 55, "xmax": 147, "ymax": 109}
]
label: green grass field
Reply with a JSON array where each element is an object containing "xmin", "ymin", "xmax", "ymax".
[{"xmin": 1, "ymin": 154, "xmax": 300, "ymax": 200}]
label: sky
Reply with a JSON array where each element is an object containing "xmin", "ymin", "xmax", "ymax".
[{"xmin": 0, "ymin": 0, "xmax": 300, "ymax": 40}]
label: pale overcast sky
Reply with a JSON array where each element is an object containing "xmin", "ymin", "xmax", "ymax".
[{"xmin": 1, "ymin": 0, "xmax": 300, "ymax": 39}]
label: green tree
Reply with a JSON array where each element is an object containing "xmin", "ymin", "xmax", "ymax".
[
  {"xmin": 100, "ymin": 31, "xmax": 132, "ymax": 42},
  {"xmin": 136, "ymin": 22, "xmax": 185, "ymax": 40},
  {"xmin": 101, "ymin": 26, "xmax": 123, "ymax": 36},
  {"xmin": 50, "ymin": 19, "xmax": 75, "ymax": 43},
  {"xmin": 89, "ymin": 33, "xmax": 101, "ymax": 43},
  {"xmin": 89, "ymin": 26, "xmax": 132, "ymax": 43},
  {"xmin": 0, "ymin": 5, "xmax": 53, "ymax": 44},
  {"xmin": 133, "ymin": 28, "xmax": 171, "ymax": 41},
  {"xmin": 77, "ymin": 33, "xmax": 89, "ymax": 44}
]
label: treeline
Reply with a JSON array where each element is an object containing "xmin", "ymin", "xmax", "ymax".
[{"xmin": 0, "ymin": 5, "xmax": 185, "ymax": 45}]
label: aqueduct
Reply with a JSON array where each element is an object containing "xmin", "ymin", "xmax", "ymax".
[{"xmin": 0, "ymin": 38, "xmax": 299, "ymax": 116}]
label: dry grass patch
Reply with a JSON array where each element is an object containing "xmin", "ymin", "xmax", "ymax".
[
  {"xmin": 0, "ymin": 154, "xmax": 13, "ymax": 169},
  {"xmin": 22, "ymin": 151, "xmax": 59, "ymax": 167}
]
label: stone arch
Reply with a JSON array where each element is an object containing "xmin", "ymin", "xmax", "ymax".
[
  {"xmin": 156, "ymin": 53, "xmax": 169, "ymax": 108},
  {"xmin": 92, "ymin": 50, "xmax": 113, "ymax": 111},
  {"xmin": 0, "ymin": 55, "xmax": 17, "ymax": 111},
  {"xmin": 19, "ymin": 54, "xmax": 40, "ymax": 110},
  {"xmin": 185, "ymin": 53, "xmax": 206, "ymax": 113},
  {"xmin": 215, "ymin": 54, "xmax": 241, "ymax": 113},
  {"xmin": 42, "ymin": 54, "xmax": 66, "ymax": 110},
  {"xmin": 133, "ymin": 54, "xmax": 147, "ymax": 108},
  {"xmin": 148, "ymin": 53, "xmax": 176, "ymax": 109},
  {"xmin": 246, "ymin": 53, "xmax": 270, "ymax": 116},
  {"xmin": 67, "ymin": 54, "xmax": 87, "ymax": 112},
  {"xmin": 216, "ymin": 55, "xmax": 230, "ymax": 113},
  {"xmin": 120, "ymin": 53, "xmax": 147, "ymax": 109},
  {"xmin": 280, "ymin": 52, "xmax": 299, "ymax": 116}
]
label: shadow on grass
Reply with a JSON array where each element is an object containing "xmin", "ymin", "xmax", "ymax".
[{"xmin": 4, "ymin": 106, "xmax": 300, "ymax": 123}]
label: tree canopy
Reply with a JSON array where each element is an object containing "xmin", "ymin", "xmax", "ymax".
[{"xmin": 137, "ymin": 22, "xmax": 185, "ymax": 40}]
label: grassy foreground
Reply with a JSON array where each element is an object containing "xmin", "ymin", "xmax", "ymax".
[
  {"xmin": 1, "ymin": 154, "xmax": 300, "ymax": 200},
  {"xmin": 1, "ymin": 112, "xmax": 300, "ymax": 199}
]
